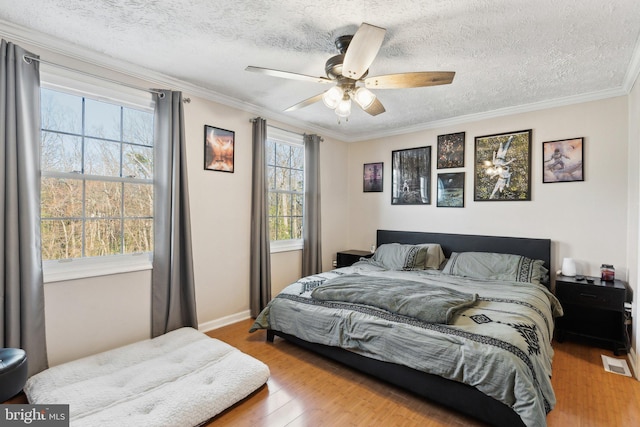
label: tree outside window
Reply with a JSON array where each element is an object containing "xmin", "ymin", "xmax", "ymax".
[
  {"xmin": 266, "ymin": 130, "xmax": 304, "ymax": 242},
  {"xmin": 40, "ymin": 88, "xmax": 154, "ymax": 260}
]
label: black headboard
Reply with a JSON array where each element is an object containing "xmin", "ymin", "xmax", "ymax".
[{"xmin": 377, "ymin": 230, "xmax": 551, "ymax": 284}]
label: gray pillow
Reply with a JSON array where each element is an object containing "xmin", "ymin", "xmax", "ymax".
[
  {"xmin": 442, "ymin": 251, "xmax": 547, "ymax": 285},
  {"xmin": 370, "ymin": 243, "xmax": 445, "ymax": 270}
]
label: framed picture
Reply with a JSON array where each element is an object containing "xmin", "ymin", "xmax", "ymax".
[
  {"xmin": 391, "ymin": 146, "xmax": 431, "ymax": 205},
  {"xmin": 437, "ymin": 172, "xmax": 465, "ymax": 207},
  {"xmin": 542, "ymin": 137, "xmax": 584, "ymax": 183},
  {"xmin": 474, "ymin": 129, "xmax": 531, "ymax": 201},
  {"xmin": 437, "ymin": 132, "xmax": 465, "ymax": 168},
  {"xmin": 204, "ymin": 125, "xmax": 234, "ymax": 172},
  {"xmin": 363, "ymin": 162, "xmax": 383, "ymax": 192}
]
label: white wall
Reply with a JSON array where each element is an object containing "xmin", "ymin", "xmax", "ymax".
[
  {"xmin": 347, "ymin": 97, "xmax": 629, "ymax": 280},
  {"xmin": 628, "ymin": 73, "xmax": 640, "ymax": 373},
  {"xmin": 32, "ymin": 48, "xmax": 350, "ymax": 365}
]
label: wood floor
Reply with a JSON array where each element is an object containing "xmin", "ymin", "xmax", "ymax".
[
  {"xmin": 206, "ymin": 319, "xmax": 640, "ymax": 427},
  {"xmin": 6, "ymin": 319, "xmax": 638, "ymax": 426}
]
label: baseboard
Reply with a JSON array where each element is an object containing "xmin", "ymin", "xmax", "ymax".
[
  {"xmin": 198, "ymin": 310, "xmax": 251, "ymax": 333},
  {"xmin": 628, "ymin": 347, "xmax": 638, "ymax": 380}
]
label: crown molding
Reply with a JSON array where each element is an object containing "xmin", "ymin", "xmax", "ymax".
[{"xmin": 1, "ymin": 18, "xmax": 636, "ymax": 144}]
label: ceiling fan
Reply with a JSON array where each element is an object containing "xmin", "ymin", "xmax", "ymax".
[{"xmin": 246, "ymin": 22, "xmax": 455, "ymax": 120}]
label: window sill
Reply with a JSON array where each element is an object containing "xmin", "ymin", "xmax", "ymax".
[
  {"xmin": 43, "ymin": 253, "xmax": 153, "ymax": 283},
  {"xmin": 270, "ymin": 240, "xmax": 303, "ymax": 253}
]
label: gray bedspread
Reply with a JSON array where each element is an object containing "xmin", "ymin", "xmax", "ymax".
[
  {"xmin": 311, "ymin": 274, "xmax": 477, "ymax": 324},
  {"xmin": 250, "ymin": 263, "xmax": 563, "ymax": 427}
]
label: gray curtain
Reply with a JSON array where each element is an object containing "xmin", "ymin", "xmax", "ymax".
[
  {"xmin": 151, "ymin": 90, "xmax": 197, "ymax": 337},
  {"xmin": 302, "ymin": 134, "xmax": 322, "ymax": 276},
  {"xmin": 1, "ymin": 40, "xmax": 48, "ymax": 376},
  {"xmin": 250, "ymin": 117, "xmax": 271, "ymax": 317}
]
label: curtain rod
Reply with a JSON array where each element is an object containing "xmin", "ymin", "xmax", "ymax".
[{"xmin": 23, "ymin": 54, "xmax": 167, "ymax": 99}]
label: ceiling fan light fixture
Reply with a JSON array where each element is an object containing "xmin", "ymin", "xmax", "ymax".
[
  {"xmin": 353, "ymin": 87, "xmax": 376, "ymax": 109},
  {"xmin": 335, "ymin": 96, "xmax": 352, "ymax": 117},
  {"xmin": 322, "ymin": 86, "xmax": 344, "ymax": 109}
]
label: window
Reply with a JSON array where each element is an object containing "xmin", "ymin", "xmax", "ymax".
[
  {"xmin": 266, "ymin": 127, "xmax": 304, "ymax": 251},
  {"xmin": 40, "ymin": 87, "xmax": 154, "ymax": 265}
]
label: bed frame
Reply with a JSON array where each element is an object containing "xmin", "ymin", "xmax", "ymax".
[{"xmin": 266, "ymin": 229, "xmax": 552, "ymax": 427}]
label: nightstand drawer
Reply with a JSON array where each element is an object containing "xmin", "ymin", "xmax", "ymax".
[{"xmin": 556, "ymin": 283, "xmax": 624, "ymax": 311}]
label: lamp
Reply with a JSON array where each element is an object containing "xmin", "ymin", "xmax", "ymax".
[
  {"xmin": 561, "ymin": 258, "xmax": 576, "ymax": 277},
  {"xmin": 334, "ymin": 95, "xmax": 352, "ymax": 118},
  {"xmin": 353, "ymin": 87, "xmax": 376, "ymax": 109},
  {"xmin": 322, "ymin": 86, "xmax": 344, "ymax": 109}
]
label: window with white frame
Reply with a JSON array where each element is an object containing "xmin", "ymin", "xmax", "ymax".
[
  {"xmin": 266, "ymin": 127, "xmax": 304, "ymax": 251},
  {"xmin": 40, "ymin": 87, "xmax": 154, "ymax": 264}
]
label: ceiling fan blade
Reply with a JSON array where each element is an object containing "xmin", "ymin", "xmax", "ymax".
[
  {"xmin": 362, "ymin": 97, "xmax": 386, "ymax": 116},
  {"xmin": 365, "ymin": 71, "xmax": 455, "ymax": 89},
  {"xmin": 245, "ymin": 66, "xmax": 333, "ymax": 84},
  {"xmin": 342, "ymin": 23, "xmax": 386, "ymax": 80},
  {"xmin": 284, "ymin": 92, "xmax": 325, "ymax": 112}
]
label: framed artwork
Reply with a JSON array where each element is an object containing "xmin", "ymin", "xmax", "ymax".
[
  {"xmin": 363, "ymin": 162, "xmax": 383, "ymax": 192},
  {"xmin": 204, "ymin": 125, "xmax": 235, "ymax": 172},
  {"xmin": 437, "ymin": 131, "xmax": 465, "ymax": 169},
  {"xmin": 474, "ymin": 129, "xmax": 531, "ymax": 201},
  {"xmin": 437, "ymin": 172, "xmax": 465, "ymax": 207},
  {"xmin": 542, "ymin": 137, "xmax": 584, "ymax": 183},
  {"xmin": 391, "ymin": 146, "xmax": 431, "ymax": 205}
]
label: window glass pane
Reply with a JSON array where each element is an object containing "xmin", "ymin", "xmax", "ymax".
[
  {"xmin": 85, "ymin": 219, "xmax": 122, "ymax": 256},
  {"xmin": 266, "ymin": 139, "xmax": 275, "ymax": 166},
  {"xmin": 41, "ymin": 177, "xmax": 83, "ymax": 218},
  {"xmin": 276, "ymin": 217, "xmax": 291, "ymax": 240},
  {"xmin": 268, "ymin": 192, "xmax": 278, "ymax": 216},
  {"xmin": 124, "ymin": 183, "xmax": 153, "ymax": 217},
  {"xmin": 292, "ymin": 193, "xmax": 303, "ymax": 216},
  {"xmin": 268, "ymin": 217, "xmax": 277, "ymax": 241},
  {"xmin": 85, "ymin": 138, "xmax": 121, "ymax": 177},
  {"xmin": 41, "ymin": 132, "xmax": 82, "ymax": 173},
  {"xmin": 275, "ymin": 143, "xmax": 291, "ymax": 167},
  {"xmin": 123, "ymin": 107, "xmax": 153, "ymax": 146},
  {"xmin": 267, "ymin": 166, "xmax": 275, "ymax": 190},
  {"xmin": 41, "ymin": 88, "xmax": 82, "ymax": 134},
  {"xmin": 41, "ymin": 219, "xmax": 83, "ymax": 260},
  {"xmin": 292, "ymin": 217, "xmax": 303, "ymax": 240},
  {"xmin": 291, "ymin": 169, "xmax": 303, "ymax": 192},
  {"xmin": 275, "ymin": 167, "xmax": 290, "ymax": 190},
  {"xmin": 85, "ymin": 98, "xmax": 121, "ymax": 140},
  {"xmin": 123, "ymin": 144, "xmax": 153, "ymax": 179},
  {"xmin": 291, "ymin": 145, "xmax": 304, "ymax": 170},
  {"xmin": 85, "ymin": 181, "xmax": 122, "ymax": 218},
  {"xmin": 124, "ymin": 219, "xmax": 153, "ymax": 253},
  {"xmin": 277, "ymin": 193, "xmax": 291, "ymax": 217}
]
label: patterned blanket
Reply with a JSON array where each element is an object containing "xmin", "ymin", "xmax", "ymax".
[
  {"xmin": 251, "ymin": 263, "xmax": 562, "ymax": 427},
  {"xmin": 311, "ymin": 274, "xmax": 477, "ymax": 324}
]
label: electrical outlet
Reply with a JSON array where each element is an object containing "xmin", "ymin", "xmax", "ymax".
[{"xmin": 332, "ymin": 260, "xmax": 337, "ymax": 267}]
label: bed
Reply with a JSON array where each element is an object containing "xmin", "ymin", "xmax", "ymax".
[
  {"xmin": 24, "ymin": 327, "xmax": 270, "ymax": 427},
  {"xmin": 250, "ymin": 229, "xmax": 562, "ymax": 427}
]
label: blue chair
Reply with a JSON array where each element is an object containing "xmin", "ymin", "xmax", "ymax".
[{"xmin": 0, "ymin": 348, "xmax": 28, "ymax": 402}]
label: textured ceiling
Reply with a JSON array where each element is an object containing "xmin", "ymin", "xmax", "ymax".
[{"xmin": 1, "ymin": 0, "xmax": 639, "ymax": 141}]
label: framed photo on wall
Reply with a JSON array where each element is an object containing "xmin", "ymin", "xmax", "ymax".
[
  {"xmin": 204, "ymin": 125, "xmax": 235, "ymax": 172},
  {"xmin": 437, "ymin": 132, "xmax": 465, "ymax": 169},
  {"xmin": 542, "ymin": 137, "xmax": 584, "ymax": 183},
  {"xmin": 474, "ymin": 129, "xmax": 531, "ymax": 201},
  {"xmin": 391, "ymin": 146, "xmax": 431, "ymax": 205},
  {"xmin": 363, "ymin": 162, "xmax": 383, "ymax": 192},
  {"xmin": 437, "ymin": 172, "xmax": 465, "ymax": 207}
]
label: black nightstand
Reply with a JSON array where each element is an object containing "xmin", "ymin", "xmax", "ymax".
[
  {"xmin": 555, "ymin": 275, "xmax": 629, "ymax": 355},
  {"xmin": 336, "ymin": 250, "xmax": 373, "ymax": 268}
]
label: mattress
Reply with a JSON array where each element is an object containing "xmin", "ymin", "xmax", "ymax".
[{"xmin": 25, "ymin": 327, "xmax": 270, "ymax": 427}]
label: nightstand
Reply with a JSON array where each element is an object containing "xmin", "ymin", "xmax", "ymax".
[
  {"xmin": 336, "ymin": 250, "xmax": 373, "ymax": 268},
  {"xmin": 555, "ymin": 275, "xmax": 629, "ymax": 355}
]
